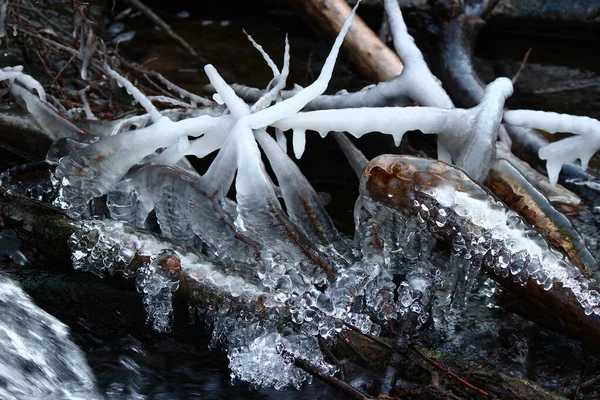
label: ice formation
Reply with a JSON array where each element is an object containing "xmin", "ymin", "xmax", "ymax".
[
  {"xmin": 360, "ymin": 155, "xmax": 600, "ymax": 317},
  {"xmin": 1, "ymin": 0, "xmax": 600, "ymax": 392},
  {"xmin": 504, "ymin": 110, "xmax": 600, "ymax": 185}
]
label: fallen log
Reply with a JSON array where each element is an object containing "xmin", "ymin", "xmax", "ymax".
[{"xmin": 288, "ymin": 0, "xmax": 403, "ymax": 82}]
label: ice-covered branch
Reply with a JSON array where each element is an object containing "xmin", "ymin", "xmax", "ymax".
[
  {"xmin": 1, "ymin": 66, "xmax": 46, "ymax": 101},
  {"xmin": 383, "ymin": 0, "xmax": 453, "ymax": 110},
  {"xmin": 244, "ymin": 29, "xmax": 280, "ymax": 77},
  {"xmin": 78, "ymin": 88, "xmax": 97, "ymax": 120},
  {"xmin": 251, "ymin": 35, "xmax": 290, "ymax": 112},
  {"xmin": 104, "ymin": 65, "xmax": 162, "ymax": 122},
  {"xmin": 245, "ymin": 2, "xmax": 359, "ymax": 130},
  {"xmin": 274, "ymin": 77, "xmax": 513, "ymax": 180},
  {"xmin": 504, "ymin": 110, "xmax": 600, "ymax": 185}
]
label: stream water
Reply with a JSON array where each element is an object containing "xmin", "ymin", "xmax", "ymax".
[{"xmin": 1, "ymin": 0, "xmax": 600, "ymax": 398}]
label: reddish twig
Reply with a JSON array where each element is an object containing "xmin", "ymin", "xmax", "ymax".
[
  {"xmin": 281, "ymin": 348, "xmax": 373, "ymax": 400},
  {"xmin": 412, "ymin": 348, "xmax": 489, "ymax": 398},
  {"xmin": 464, "ymin": 337, "xmax": 522, "ymax": 380},
  {"xmin": 558, "ymin": 372, "xmax": 579, "ymax": 391},
  {"xmin": 574, "ymin": 365, "xmax": 589, "ymax": 399},
  {"xmin": 511, "ymin": 48, "xmax": 532, "ymax": 85},
  {"xmin": 51, "ymin": 54, "xmax": 78, "ymax": 87}
]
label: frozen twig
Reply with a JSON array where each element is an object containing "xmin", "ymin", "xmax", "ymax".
[
  {"xmin": 103, "ymin": 64, "xmax": 162, "ymax": 122},
  {"xmin": 243, "ymin": 30, "xmax": 279, "ymax": 77},
  {"xmin": 147, "ymin": 95, "xmax": 194, "ymax": 108},
  {"xmin": 1, "ymin": 66, "xmax": 46, "ymax": 101},
  {"xmin": 383, "ymin": 0, "xmax": 453, "ymax": 109},
  {"xmin": 119, "ymin": 57, "xmax": 213, "ymax": 107},
  {"xmin": 220, "ymin": 78, "xmax": 412, "ymax": 111},
  {"xmin": 284, "ymin": 349, "xmax": 372, "ymax": 400},
  {"xmin": 251, "ymin": 35, "xmax": 291, "ymax": 112},
  {"xmin": 78, "ymin": 88, "xmax": 97, "ymax": 120},
  {"xmin": 504, "ymin": 110, "xmax": 600, "ymax": 185},
  {"xmin": 274, "ymin": 78, "xmax": 513, "ymax": 181}
]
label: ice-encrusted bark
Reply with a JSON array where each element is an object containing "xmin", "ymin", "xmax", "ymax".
[
  {"xmin": 361, "ymin": 155, "xmax": 600, "ymax": 342},
  {"xmin": 255, "ymin": 129, "xmax": 355, "ymax": 262},
  {"xmin": 504, "ymin": 110, "xmax": 600, "ymax": 185}
]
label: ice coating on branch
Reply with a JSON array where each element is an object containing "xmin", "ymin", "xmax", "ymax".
[
  {"xmin": 361, "ymin": 155, "xmax": 600, "ymax": 317},
  {"xmin": 136, "ymin": 250, "xmax": 181, "ymax": 332},
  {"xmin": 153, "ymin": 72, "xmax": 213, "ymax": 107},
  {"xmin": 11, "ymin": 84, "xmax": 87, "ymax": 141},
  {"xmin": 0, "ymin": 277, "xmax": 100, "ymax": 400},
  {"xmin": 504, "ymin": 110, "xmax": 600, "ymax": 185},
  {"xmin": 53, "ymin": 114, "xmax": 228, "ymax": 217},
  {"xmin": 68, "ymin": 220, "xmax": 269, "ymax": 322},
  {"xmin": 0, "ymin": 66, "xmax": 46, "ymax": 101},
  {"xmin": 274, "ymin": 78, "xmax": 512, "ymax": 180},
  {"xmin": 252, "ymin": 37, "xmax": 290, "ymax": 112},
  {"xmin": 383, "ymin": 0, "xmax": 452, "ymax": 109},
  {"xmin": 105, "ymin": 65, "xmax": 161, "ymax": 122},
  {"xmin": 228, "ymin": 332, "xmax": 333, "ymax": 390},
  {"xmin": 255, "ymin": 129, "xmax": 355, "ymax": 261},
  {"xmin": 243, "ymin": 31, "xmax": 291, "ymax": 112},
  {"xmin": 274, "ymin": 105, "xmax": 462, "ymax": 150}
]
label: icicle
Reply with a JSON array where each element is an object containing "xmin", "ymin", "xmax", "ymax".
[
  {"xmin": 504, "ymin": 110, "xmax": 600, "ymax": 185},
  {"xmin": 256, "ymin": 129, "xmax": 355, "ymax": 261},
  {"xmin": 80, "ymin": 28, "xmax": 96, "ymax": 81},
  {"xmin": 104, "ymin": 65, "xmax": 162, "ymax": 122},
  {"xmin": 292, "ymin": 129, "xmax": 306, "ymax": 159}
]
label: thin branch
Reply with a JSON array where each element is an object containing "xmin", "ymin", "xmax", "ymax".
[
  {"xmin": 512, "ymin": 48, "xmax": 532, "ymax": 85},
  {"xmin": 412, "ymin": 348, "xmax": 489, "ymax": 398},
  {"xmin": 284, "ymin": 349, "xmax": 373, "ymax": 400}
]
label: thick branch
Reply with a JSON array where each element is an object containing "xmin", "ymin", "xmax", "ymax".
[{"xmin": 288, "ymin": 0, "xmax": 403, "ymax": 83}]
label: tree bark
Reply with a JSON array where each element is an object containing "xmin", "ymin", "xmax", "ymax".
[{"xmin": 288, "ymin": 0, "xmax": 403, "ymax": 82}]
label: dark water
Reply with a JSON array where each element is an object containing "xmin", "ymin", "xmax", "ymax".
[{"xmin": 3, "ymin": 266, "xmax": 342, "ymax": 399}]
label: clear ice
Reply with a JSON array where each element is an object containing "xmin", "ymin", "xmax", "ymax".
[{"xmin": 2, "ymin": 0, "xmax": 599, "ymax": 392}]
